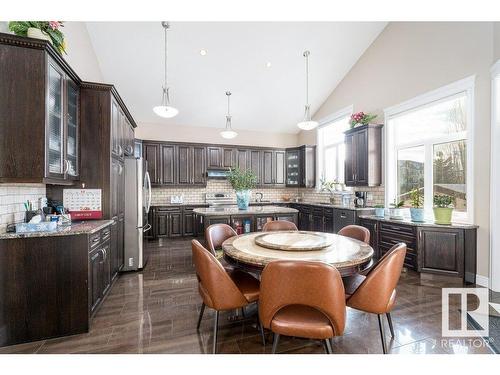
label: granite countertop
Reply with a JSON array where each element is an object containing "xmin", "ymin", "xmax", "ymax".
[
  {"xmin": 358, "ymin": 215, "xmax": 478, "ymax": 229},
  {"xmin": 193, "ymin": 205, "xmax": 298, "ymax": 216},
  {"xmin": 152, "ymin": 201, "xmax": 375, "ymax": 211},
  {"xmin": 0, "ymin": 220, "xmax": 114, "ymax": 240}
]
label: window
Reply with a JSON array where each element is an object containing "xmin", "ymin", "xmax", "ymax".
[
  {"xmin": 385, "ymin": 77, "xmax": 474, "ymax": 222},
  {"xmin": 316, "ymin": 106, "xmax": 352, "ymax": 187}
]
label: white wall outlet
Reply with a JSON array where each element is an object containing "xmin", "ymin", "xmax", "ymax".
[
  {"xmin": 367, "ymin": 193, "xmax": 373, "ymax": 201},
  {"xmin": 128, "ymin": 257, "xmax": 134, "ymax": 267}
]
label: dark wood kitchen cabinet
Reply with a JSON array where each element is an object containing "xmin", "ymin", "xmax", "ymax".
[
  {"xmin": 0, "ymin": 33, "xmax": 81, "ymax": 184},
  {"xmin": 161, "ymin": 144, "xmax": 176, "ymax": 185},
  {"xmin": 358, "ymin": 217, "xmax": 477, "ymax": 284},
  {"xmin": 344, "ymin": 124, "xmax": 382, "ymax": 187},
  {"xmin": 177, "ymin": 145, "xmax": 207, "ymax": 185},
  {"xmin": 286, "ymin": 145, "xmax": 316, "ymax": 188},
  {"xmin": 154, "ymin": 207, "xmax": 183, "ymax": 238},
  {"xmin": 262, "ymin": 149, "xmax": 286, "ymax": 187},
  {"xmin": 144, "ymin": 143, "xmax": 161, "ymax": 184}
]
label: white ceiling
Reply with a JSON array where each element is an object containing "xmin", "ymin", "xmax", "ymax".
[{"xmin": 86, "ymin": 22, "xmax": 386, "ymax": 134}]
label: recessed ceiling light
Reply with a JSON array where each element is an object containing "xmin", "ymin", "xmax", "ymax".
[
  {"xmin": 266, "ymin": 62, "xmax": 272, "ymax": 68},
  {"xmin": 200, "ymin": 49, "xmax": 207, "ymax": 56}
]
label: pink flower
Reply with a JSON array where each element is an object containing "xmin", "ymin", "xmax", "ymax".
[{"xmin": 49, "ymin": 21, "xmax": 61, "ymax": 30}]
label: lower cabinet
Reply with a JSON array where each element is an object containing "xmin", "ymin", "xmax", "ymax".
[
  {"xmin": 417, "ymin": 227, "xmax": 464, "ymax": 278},
  {"xmin": 151, "ymin": 205, "xmax": 209, "ymax": 239},
  {"xmin": 358, "ymin": 217, "xmax": 477, "ymax": 284},
  {"xmin": 88, "ymin": 223, "xmax": 115, "ymax": 318}
]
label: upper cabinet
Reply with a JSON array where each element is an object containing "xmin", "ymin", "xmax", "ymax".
[
  {"xmin": 286, "ymin": 145, "xmax": 316, "ymax": 188},
  {"xmin": 344, "ymin": 124, "xmax": 383, "ymax": 187},
  {"xmin": 0, "ymin": 33, "xmax": 81, "ymax": 184}
]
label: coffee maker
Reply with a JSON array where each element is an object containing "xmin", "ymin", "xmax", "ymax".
[{"xmin": 354, "ymin": 191, "xmax": 367, "ymax": 208}]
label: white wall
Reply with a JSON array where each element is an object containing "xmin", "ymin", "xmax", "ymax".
[
  {"xmin": 299, "ymin": 22, "xmax": 494, "ymax": 279},
  {"xmin": 136, "ymin": 122, "xmax": 299, "ymax": 148}
]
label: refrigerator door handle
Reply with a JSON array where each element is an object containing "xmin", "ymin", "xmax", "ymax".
[
  {"xmin": 145, "ymin": 171, "xmax": 152, "ymax": 214},
  {"xmin": 142, "ymin": 223, "xmax": 152, "ymax": 233}
]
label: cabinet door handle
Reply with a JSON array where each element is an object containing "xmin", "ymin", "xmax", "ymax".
[{"xmin": 118, "ymin": 145, "xmax": 123, "ymax": 156}]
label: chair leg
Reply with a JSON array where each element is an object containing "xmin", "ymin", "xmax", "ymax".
[
  {"xmin": 197, "ymin": 303, "xmax": 205, "ymax": 330},
  {"xmin": 386, "ymin": 312, "xmax": 395, "ymax": 338},
  {"xmin": 257, "ymin": 318, "xmax": 266, "ymax": 346},
  {"xmin": 271, "ymin": 333, "xmax": 280, "ymax": 354},
  {"xmin": 213, "ymin": 310, "xmax": 219, "ymax": 354},
  {"xmin": 377, "ymin": 314, "xmax": 388, "ymax": 354},
  {"xmin": 324, "ymin": 339, "xmax": 333, "ymax": 354}
]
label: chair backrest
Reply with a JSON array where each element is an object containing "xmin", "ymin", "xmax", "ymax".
[
  {"xmin": 259, "ymin": 260, "xmax": 346, "ymax": 336},
  {"xmin": 205, "ymin": 224, "xmax": 237, "ymax": 256},
  {"xmin": 338, "ymin": 224, "xmax": 370, "ymax": 244},
  {"xmin": 191, "ymin": 240, "xmax": 247, "ymax": 310},
  {"xmin": 347, "ymin": 243, "xmax": 407, "ymax": 314},
  {"xmin": 262, "ymin": 220, "xmax": 298, "ymax": 232}
]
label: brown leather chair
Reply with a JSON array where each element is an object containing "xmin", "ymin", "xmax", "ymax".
[
  {"xmin": 262, "ymin": 220, "xmax": 298, "ymax": 232},
  {"xmin": 259, "ymin": 260, "xmax": 346, "ymax": 354},
  {"xmin": 205, "ymin": 223, "xmax": 238, "ymax": 256},
  {"xmin": 191, "ymin": 239, "xmax": 263, "ymax": 353},
  {"xmin": 338, "ymin": 224, "xmax": 370, "ymax": 244},
  {"xmin": 343, "ymin": 243, "xmax": 407, "ymax": 354}
]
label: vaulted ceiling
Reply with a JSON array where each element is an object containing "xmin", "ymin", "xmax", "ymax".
[{"xmin": 86, "ymin": 22, "xmax": 386, "ymax": 134}]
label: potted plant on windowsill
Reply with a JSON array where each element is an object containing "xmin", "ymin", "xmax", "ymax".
[
  {"xmin": 227, "ymin": 167, "xmax": 257, "ymax": 210},
  {"xmin": 374, "ymin": 205, "xmax": 385, "ymax": 218},
  {"xmin": 433, "ymin": 194, "xmax": 455, "ymax": 225},
  {"xmin": 409, "ymin": 188, "xmax": 424, "ymax": 222},
  {"xmin": 388, "ymin": 199, "xmax": 405, "ymax": 220},
  {"xmin": 320, "ymin": 178, "xmax": 342, "ymax": 204}
]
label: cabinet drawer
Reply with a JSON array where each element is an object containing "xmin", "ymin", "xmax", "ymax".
[
  {"xmin": 156, "ymin": 206, "xmax": 182, "ymax": 213},
  {"xmin": 379, "ymin": 239, "xmax": 417, "ymax": 255},
  {"xmin": 101, "ymin": 226, "xmax": 111, "ymax": 242},
  {"xmin": 379, "ymin": 243, "xmax": 417, "ymax": 270},
  {"xmin": 378, "ymin": 232, "xmax": 416, "ymax": 249},
  {"xmin": 379, "ymin": 222, "xmax": 415, "ymax": 236},
  {"xmin": 89, "ymin": 232, "xmax": 101, "ymax": 250}
]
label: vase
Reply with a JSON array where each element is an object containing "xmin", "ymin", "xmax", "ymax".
[
  {"xmin": 27, "ymin": 27, "xmax": 52, "ymax": 44},
  {"xmin": 410, "ymin": 208, "xmax": 425, "ymax": 222},
  {"xmin": 433, "ymin": 207, "xmax": 453, "ymax": 225},
  {"xmin": 389, "ymin": 208, "xmax": 404, "ymax": 220},
  {"xmin": 236, "ymin": 190, "xmax": 251, "ymax": 210},
  {"xmin": 375, "ymin": 207, "xmax": 385, "ymax": 218}
]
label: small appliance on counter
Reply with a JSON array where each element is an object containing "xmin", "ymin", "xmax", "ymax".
[
  {"xmin": 341, "ymin": 192, "xmax": 353, "ymax": 207},
  {"xmin": 354, "ymin": 191, "xmax": 368, "ymax": 208}
]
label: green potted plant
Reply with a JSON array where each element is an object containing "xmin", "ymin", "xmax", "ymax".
[
  {"xmin": 409, "ymin": 188, "xmax": 424, "ymax": 222},
  {"xmin": 433, "ymin": 194, "xmax": 455, "ymax": 225},
  {"xmin": 374, "ymin": 204, "xmax": 385, "ymax": 218},
  {"xmin": 8, "ymin": 21, "xmax": 66, "ymax": 54},
  {"xmin": 320, "ymin": 178, "xmax": 340, "ymax": 204},
  {"xmin": 227, "ymin": 167, "xmax": 257, "ymax": 210},
  {"xmin": 388, "ymin": 199, "xmax": 405, "ymax": 220}
]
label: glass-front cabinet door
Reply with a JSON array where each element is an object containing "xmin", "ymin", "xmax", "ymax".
[
  {"xmin": 46, "ymin": 60, "xmax": 65, "ymax": 178},
  {"xmin": 66, "ymin": 79, "xmax": 79, "ymax": 179},
  {"xmin": 286, "ymin": 149, "xmax": 300, "ymax": 186}
]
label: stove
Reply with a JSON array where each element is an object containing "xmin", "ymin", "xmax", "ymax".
[{"xmin": 205, "ymin": 192, "xmax": 236, "ymax": 207}]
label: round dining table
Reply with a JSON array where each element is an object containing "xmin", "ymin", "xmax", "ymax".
[{"xmin": 222, "ymin": 230, "xmax": 374, "ymax": 277}]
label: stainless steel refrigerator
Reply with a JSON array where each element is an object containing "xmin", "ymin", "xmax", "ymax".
[{"xmin": 123, "ymin": 157, "xmax": 152, "ymax": 271}]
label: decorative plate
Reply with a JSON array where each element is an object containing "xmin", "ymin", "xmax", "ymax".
[{"xmin": 254, "ymin": 231, "xmax": 334, "ymax": 251}]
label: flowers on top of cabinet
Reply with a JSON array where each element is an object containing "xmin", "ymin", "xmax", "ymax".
[
  {"xmin": 433, "ymin": 194, "xmax": 455, "ymax": 225},
  {"xmin": 227, "ymin": 167, "xmax": 257, "ymax": 210},
  {"xmin": 409, "ymin": 188, "xmax": 425, "ymax": 222},
  {"xmin": 8, "ymin": 21, "xmax": 67, "ymax": 54},
  {"xmin": 349, "ymin": 111, "xmax": 377, "ymax": 129}
]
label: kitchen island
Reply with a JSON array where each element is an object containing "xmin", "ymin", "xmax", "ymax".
[{"xmin": 193, "ymin": 205, "xmax": 298, "ymax": 234}]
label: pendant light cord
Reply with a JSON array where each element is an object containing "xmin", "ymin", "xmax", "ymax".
[
  {"xmin": 304, "ymin": 50, "xmax": 310, "ymax": 106},
  {"xmin": 164, "ymin": 23, "xmax": 168, "ymax": 92},
  {"xmin": 226, "ymin": 91, "xmax": 232, "ymax": 130}
]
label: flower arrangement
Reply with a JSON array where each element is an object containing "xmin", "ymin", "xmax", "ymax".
[
  {"xmin": 349, "ymin": 111, "xmax": 377, "ymax": 128},
  {"xmin": 8, "ymin": 21, "xmax": 66, "ymax": 54},
  {"xmin": 433, "ymin": 194, "xmax": 455, "ymax": 208},
  {"xmin": 433, "ymin": 194, "xmax": 455, "ymax": 225},
  {"xmin": 409, "ymin": 188, "xmax": 423, "ymax": 208}
]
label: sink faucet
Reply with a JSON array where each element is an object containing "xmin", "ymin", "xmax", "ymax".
[{"xmin": 255, "ymin": 192, "xmax": 263, "ymax": 202}]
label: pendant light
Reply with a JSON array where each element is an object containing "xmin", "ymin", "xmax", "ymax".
[
  {"xmin": 220, "ymin": 91, "xmax": 238, "ymax": 139},
  {"xmin": 153, "ymin": 22, "xmax": 178, "ymax": 118},
  {"xmin": 297, "ymin": 50, "xmax": 318, "ymax": 130}
]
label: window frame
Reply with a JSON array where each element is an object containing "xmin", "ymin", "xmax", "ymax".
[
  {"xmin": 315, "ymin": 105, "xmax": 353, "ymax": 190},
  {"xmin": 384, "ymin": 76, "xmax": 475, "ymax": 223}
]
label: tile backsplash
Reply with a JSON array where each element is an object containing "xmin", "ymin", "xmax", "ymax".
[
  {"xmin": 0, "ymin": 184, "xmax": 46, "ymax": 233},
  {"xmin": 151, "ymin": 179, "xmax": 385, "ymax": 206}
]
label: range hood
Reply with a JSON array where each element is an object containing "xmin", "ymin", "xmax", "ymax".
[{"xmin": 206, "ymin": 168, "xmax": 230, "ymax": 179}]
